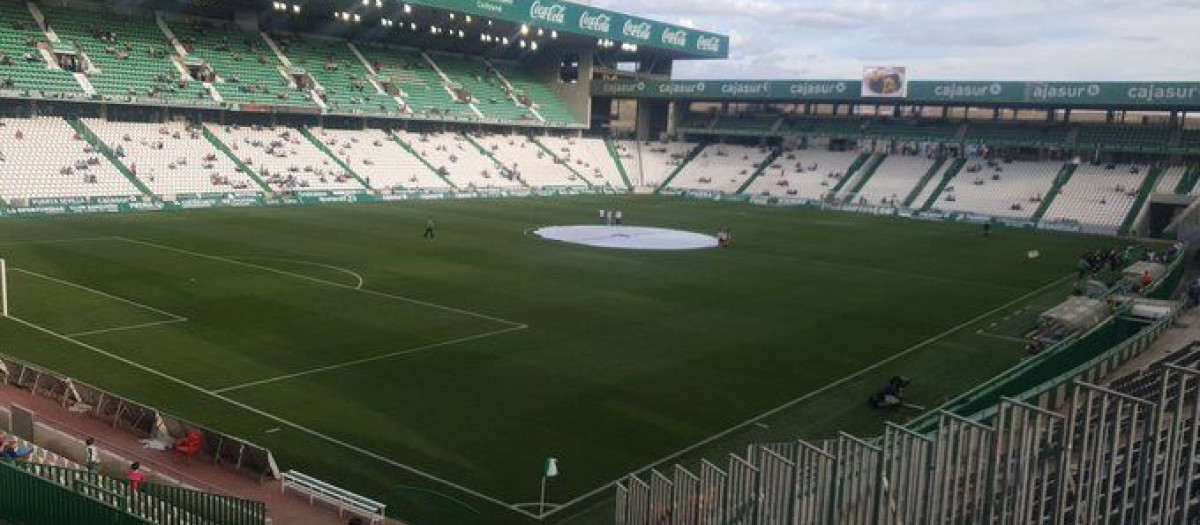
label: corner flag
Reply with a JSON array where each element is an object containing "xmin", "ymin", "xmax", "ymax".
[{"xmin": 544, "ymin": 458, "xmax": 559, "ymax": 478}]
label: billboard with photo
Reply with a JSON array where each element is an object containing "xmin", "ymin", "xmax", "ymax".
[{"xmin": 862, "ymin": 66, "xmax": 908, "ymax": 98}]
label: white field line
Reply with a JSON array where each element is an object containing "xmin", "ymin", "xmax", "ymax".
[
  {"xmin": 229, "ymin": 256, "xmax": 365, "ymax": 290},
  {"xmin": 116, "ymin": 237, "xmax": 524, "ymax": 328},
  {"xmin": 539, "ymin": 272, "xmax": 1077, "ymax": 519},
  {"xmin": 0, "ymin": 236, "xmax": 119, "ymax": 246},
  {"xmin": 13, "ymin": 267, "xmax": 187, "ymax": 321},
  {"xmin": 213, "ymin": 324, "xmax": 527, "ymax": 394},
  {"xmin": 67, "ymin": 318, "xmax": 188, "ymax": 338},
  {"xmin": 4, "ymin": 314, "xmax": 539, "ymax": 518}
]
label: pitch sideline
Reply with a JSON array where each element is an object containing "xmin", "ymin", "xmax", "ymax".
[
  {"xmin": 3, "ymin": 314, "xmax": 541, "ymax": 518},
  {"xmin": 538, "ymin": 272, "xmax": 1078, "ymax": 519}
]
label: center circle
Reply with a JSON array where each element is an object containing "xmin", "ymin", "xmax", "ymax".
[{"xmin": 533, "ymin": 225, "xmax": 719, "ymax": 251}]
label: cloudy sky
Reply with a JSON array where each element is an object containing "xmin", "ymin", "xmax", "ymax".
[{"xmin": 591, "ymin": 0, "xmax": 1200, "ymax": 81}]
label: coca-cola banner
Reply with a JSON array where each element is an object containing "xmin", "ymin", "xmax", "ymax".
[{"xmin": 400, "ymin": 0, "xmax": 728, "ymax": 58}]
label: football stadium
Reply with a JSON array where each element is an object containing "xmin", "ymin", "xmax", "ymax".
[{"xmin": 0, "ymin": 0, "xmax": 1196, "ymax": 524}]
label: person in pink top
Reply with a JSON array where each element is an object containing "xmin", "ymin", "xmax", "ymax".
[{"xmin": 128, "ymin": 462, "xmax": 147, "ymax": 493}]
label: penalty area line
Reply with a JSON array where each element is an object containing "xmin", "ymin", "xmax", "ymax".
[
  {"xmin": 212, "ymin": 324, "xmax": 528, "ymax": 394},
  {"xmin": 114, "ymin": 237, "xmax": 524, "ymax": 328},
  {"xmin": 67, "ymin": 318, "xmax": 189, "ymax": 338},
  {"xmin": 1, "ymin": 315, "xmax": 539, "ymax": 518},
  {"xmin": 12, "ymin": 267, "xmax": 187, "ymax": 322},
  {"xmin": 537, "ymin": 272, "xmax": 1078, "ymax": 519}
]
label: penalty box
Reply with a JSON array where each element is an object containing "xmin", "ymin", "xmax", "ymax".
[{"xmin": 0, "ymin": 237, "xmax": 521, "ymax": 391}]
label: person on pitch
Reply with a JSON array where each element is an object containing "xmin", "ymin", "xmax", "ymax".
[{"xmin": 423, "ymin": 219, "xmax": 436, "ymax": 239}]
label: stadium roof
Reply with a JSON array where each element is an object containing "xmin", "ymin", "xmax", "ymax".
[
  {"xmin": 217, "ymin": 0, "xmax": 729, "ymax": 59},
  {"xmin": 593, "ymin": 79, "xmax": 1200, "ymax": 110}
]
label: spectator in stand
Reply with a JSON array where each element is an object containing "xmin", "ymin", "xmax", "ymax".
[
  {"xmin": 84, "ymin": 437, "xmax": 100, "ymax": 474},
  {"xmin": 128, "ymin": 462, "xmax": 146, "ymax": 493}
]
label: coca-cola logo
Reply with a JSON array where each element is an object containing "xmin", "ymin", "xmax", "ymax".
[
  {"xmin": 622, "ymin": 20, "xmax": 652, "ymax": 41},
  {"xmin": 696, "ymin": 35, "xmax": 720, "ymax": 52},
  {"xmin": 661, "ymin": 27, "xmax": 688, "ymax": 47},
  {"xmin": 529, "ymin": 0, "xmax": 566, "ymax": 24},
  {"xmin": 578, "ymin": 11, "xmax": 611, "ymax": 33}
]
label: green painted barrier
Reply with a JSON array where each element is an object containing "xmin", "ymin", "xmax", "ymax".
[
  {"xmin": 200, "ymin": 125, "xmax": 273, "ymax": 193},
  {"xmin": 531, "ymin": 137, "xmax": 596, "ymax": 191},
  {"xmin": 66, "ymin": 118, "xmax": 154, "ymax": 198},
  {"xmin": 920, "ymin": 158, "xmax": 967, "ymax": 211},
  {"xmin": 390, "ymin": 133, "xmax": 459, "ymax": 190},
  {"xmin": 298, "ymin": 127, "xmax": 372, "ymax": 190},
  {"xmin": 846, "ymin": 153, "xmax": 888, "ymax": 196},
  {"xmin": 1031, "ymin": 163, "xmax": 1079, "ymax": 223},
  {"xmin": 1119, "ymin": 166, "xmax": 1163, "ymax": 235},
  {"xmin": 604, "ymin": 138, "xmax": 634, "ymax": 191},
  {"xmin": 829, "ymin": 152, "xmax": 872, "ymax": 194},
  {"xmin": 654, "ymin": 143, "xmax": 706, "ymax": 195},
  {"xmin": 902, "ymin": 157, "xmax": 946, "ymax": 208},
  {"xmin": 735, "ymin": 149, "xmax": 781, "ymax": 195}
]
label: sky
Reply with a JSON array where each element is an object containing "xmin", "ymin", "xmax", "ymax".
[{"xmin": 591, "ymin": 0, "xmax": 1200, "ymax": 81}]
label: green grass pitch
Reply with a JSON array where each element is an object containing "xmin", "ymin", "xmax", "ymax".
[{"xmin": 0, "ymin": 196, "xmax": 1115, "ymax": 524}]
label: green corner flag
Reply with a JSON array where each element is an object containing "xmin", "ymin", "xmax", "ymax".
[{"xmin": 544, "ymin": 458, "xmax": 559, "ymax": 478}]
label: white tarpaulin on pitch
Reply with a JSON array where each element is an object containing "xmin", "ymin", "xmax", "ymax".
[{"xmin": 534, "ymin": 225, "xmax": 718, "ymax": 251}]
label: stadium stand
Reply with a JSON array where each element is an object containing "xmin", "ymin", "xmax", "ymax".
[
  {"xmin": 397, "ymin": 130, "xmax": 522, "ymax": 189},
  {"xmin": 473, "ymin": 133, "xmax": 581, "ymax": 188},
  {"xmin": 861, "ymin": 118, "xmax": 960, "ymax": 142},
  {"xmin": 538, "ymin": 135, "xmax": 626, "ymax": 190},
  {"xmin": 270, "ymin": 34, "xmax": 401, "ymax": 116},
  {"xmin": 311, "ymin": 127, "xmax": 450, "ymax": 191},
  {"xmin": 168, "ymin": 18, "xmax": 315, "ymax": 109},
  {"xmin": 41, "ymin": 6, "xmax": 212, "ymax": 106},
  {"xmin": 1155, "ymin": 165, "xmax": 1189, "ymax": 194},
  {"xmin": 356, "ymin": 44, "xmax": 472, "ymax": 120},
  {"xmin": 1075, "ymin": 124, "xmax": 1174, "ymax": 152},
  {"xmin": 744, "ymin": 148, "xmax": 861, "ymax": 200},
  {"xmin": 711, "ymin": 113, "xmax": 781, "ymax": 135},
  {"xmin": 628, "ymin": 141, "xmax": 700, "ymax": 189},
  {"xmin": 780, "ymin": 116, "xmax": 867, "ymax": 138},
  {"xmin": 963, "ymin": 120, "xmax": 1071, "ymax": 146},
  {"xmin": 431, "ymin": 52, "xmax": 533, "ymax": 123},
  {"xmin": 0, "ymin": 1, "xmax": 84, "ymax": 97},
  {"xmin": 1042, "ymin": 162, "xmax": 1149, "ymax": 232},
  {"xmin": 851, "ymin": 154, "xmax": 938, "ymax": 206},
  {"xmin": 83, "ymin": 118, "xmax": 264, "ymax": 196},
  {"xmin": 665, "ymin": 144, "xmax": 773, "ymax": 193},
  {"xmin": 931, "ymin": 159, "xmax": 1063, "ymax": 219},
  {"xmin": 0, "ymin": 116, "xmax": 142, "ymax": 201},
  {"xmin": 207, "ymin": 124, "xmax": 364, "ymax": 192},
  {"xmin": 490, "ymin": 60, "xmax": 577, "ymax": 125}
]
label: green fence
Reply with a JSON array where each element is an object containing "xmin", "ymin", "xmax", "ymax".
[
  {"xmin": 0, "ymin": 460, "xmax": 152, "ymax": 525},
  {"xmin": 908, "ymin": 253, "xmax": 1187, "ymax": 433},
  {"xmin": 8, "ymin": 462, "xmax": 267, "ymax": 525}
]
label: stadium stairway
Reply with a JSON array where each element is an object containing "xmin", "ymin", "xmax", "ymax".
[
  {"xmin": 604, "ymin": 139, "xmax": 634, "ymax": 191},
  {"xmin": 199, "ymin": 126, "xmax": 272, "ymax": 194},
  {"xmin": 65, "ymin": 118, "xmax": 155, "ymax": 199},
  {"xmin": 903, "ymin": 157, "xmax": 947, "ymax": 208},
  {"xmin": 1031, "ymin": 162, "xmax": 1080, "ymax": 223},
  {"xmin": 920, "ymin": 158, "xmax": 968, "ymax": 211},
  {"xmin": 1175, "ymin": 167, "xmax": 1200, "ymax": 195},
  {"xmin": 654, "ymin": 143, "xmax": 707, "ymax": 194},
  {"xmin": 1119, "ymin": 166, "xmax": 1164, "ymax": 235},
  {"xmin": 845, "ymin": 152, "xmax": 888, "ymax": 198},
  {"xmin": 530, "ymin": 137, "xmax": 596, "ymax": 190},
  {"xmin": 828, "ymin": 152, "xmax": 872, "ymax": 195},
  {"xmin": 387, "ymin": 132, "xmax": 458, "ymax": 190},
  {"xmin": 734, "ymin": 148, "xmax": 781, "ymax": 195},
  {"xmin": 298, "ymin": 127, "xmax": 371, "ymax": 190},
  {"xmin": 460, "ymin": 133, "xmax": 523, "ymax": 185}
]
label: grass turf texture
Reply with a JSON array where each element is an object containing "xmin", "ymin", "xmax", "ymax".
[{"xmin": 0, "ymin": 196, "xmax": 1116, "ymax": 525}]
